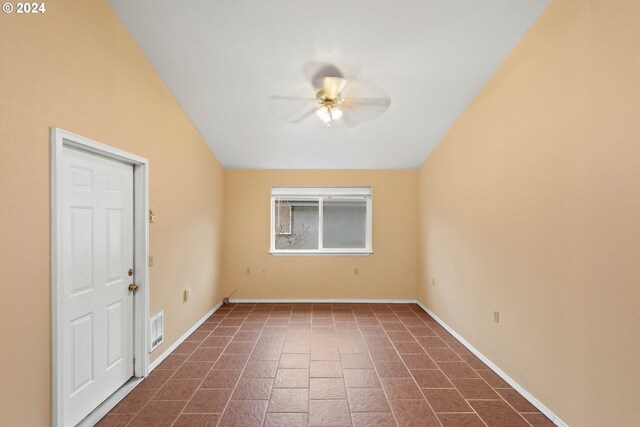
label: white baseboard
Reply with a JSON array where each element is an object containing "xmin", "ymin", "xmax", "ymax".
[
  {"xmin": 148, "ymin": 300, "xmax": 224, "ymax": 371},
  {"xmin": 415, "ymin": 301, "xmax": 568, "ymax": 427},
  {"xmin": 229, "ymin": 298, "xmax": 417, "ymax": 304}
]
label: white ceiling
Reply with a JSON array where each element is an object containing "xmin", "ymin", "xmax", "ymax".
[{"xmin": 108, "ymin": 0, "xmax": 548, "ymax": 169}]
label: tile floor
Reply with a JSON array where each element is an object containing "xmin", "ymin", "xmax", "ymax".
[{"xmin": 99, "ymin": 303, "xmax": 554, "ymax": 427}]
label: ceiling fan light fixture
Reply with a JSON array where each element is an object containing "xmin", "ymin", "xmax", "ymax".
[
  {"xmin": 316, "ymin": 105, "xmax": 332, "ymax": 126},
  {"xmin": 316, "ymin": 105, "xmax": 342, "ymax": 127}
]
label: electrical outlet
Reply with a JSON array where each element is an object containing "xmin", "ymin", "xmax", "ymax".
[
  {"xmin": 245, "ymin": 268, "xmax": 251, "ymax": 275},
  {"xmin": 354, "ymin": 268, "xmax": 359, "ymax": 275},
  {"xmin": 184, "ymin": 288, "xmax": 191, "ymax": 301},
  {"xmin": 493, "ymin": 311, "xmax": 500, "ymax": 323},
  {"xmin": 432, "ymin": 278, "xmax": 436, "ymax": 286}
]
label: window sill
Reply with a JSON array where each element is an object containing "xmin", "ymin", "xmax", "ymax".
[{"xmin": 269, "ymin": 250, "xmax": 373, "ymax": 257}]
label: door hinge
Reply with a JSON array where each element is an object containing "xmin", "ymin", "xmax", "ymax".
[{"xmin": 149, "ymin": 209, "xmax": 156, "ymax": 223}]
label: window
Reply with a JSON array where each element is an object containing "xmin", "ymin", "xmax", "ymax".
[{"xmin": 271, "ymin": 187, "xmax": 372, "ymax": 255}]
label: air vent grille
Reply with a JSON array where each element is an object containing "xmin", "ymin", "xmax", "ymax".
[{"xmin": 150, "ymin": 311, "xmax": 164, "ymax": 351}]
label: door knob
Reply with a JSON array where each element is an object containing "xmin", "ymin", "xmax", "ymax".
[{"xmin": 128, "ymin": 283, "xmax": 139, "ymax": 293}]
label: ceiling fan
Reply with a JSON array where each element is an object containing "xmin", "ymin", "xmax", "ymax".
[{"xmin": 268, "ymin": 75, "xmax": 391, "ymax": 128}]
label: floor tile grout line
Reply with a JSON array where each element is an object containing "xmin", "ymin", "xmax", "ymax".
[
  {"xmin": 122, "ymin": 317, "xmax": 225, "ymax": 426},
  {"xmin": 396, "ymin": 311, "xmax": 480, "ymax": 427},
  {"xmin": 378, "ymin": 304, "xmax": 445, "ymax": 427},
  {"xmin": 415, "ymin": 306, "xmax": 537, "ymax": 427},
  {"xmin": 428, "ymin": 334, "xmax": 489, "ymax": 427},
  {"xmin": 333, "ymin": 306, "xmax": 353, "ymax": 427},
  {"xmin": 483, "ymin": 388, "xmax": 537, "ymax": 426},
  {"xmin": 168, "ymin": 306, "xmax": 239, "ymax": 427},
  {"xmin": 204, "ymin": 307, "xmax": 252, "ymax": 427},
  {"xmin": 428, "ymin": 321, "xmax": 498, "ymax": 427},
  {"xmin": 338, "ymin": 304, "xmax": 380, "ymax": 426},
  {"xmin": 358, "ymin": 304, "xmax": 401, "ymax": 427},
  {"xmin": 215, "ymin": 303, "xmax": 272, "ymax": 427},
  {"xmin": 260, "ymin": 306, "xmax": 291, "ymax": 427},
  {"xmin": 403, "ymin": 305, "xmax": 487, "ymax": 426},
  {"xmin": 402, "ymin": 310, "xmax": 490, "ymax": 427}
]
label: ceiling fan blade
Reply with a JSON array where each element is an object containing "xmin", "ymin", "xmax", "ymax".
[
  {"xmin": 291, "ymin": 106, "xmax": 319, "ymax": 124},
  {"xmin": 323, "ymin": 77, "xmax": 347, "ymax": 99},
  {"xmin": 268, "ymin": 95, "xmax": 314, "ymax": 101},
  {"xmin": 336, "ymin": 97, "xmax": 391, "ymax": 127},
  {"xmin": 344, "ymin": 97, "xmax": 391, "ymax": 107},
  {"xmin": 267, "ymin": 95, "xmax": 317, "ymax": 124}
]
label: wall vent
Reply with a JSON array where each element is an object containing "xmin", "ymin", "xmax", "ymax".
[{"xmin": 150, "ymin": 311, "xmax": 164, "ymax": 351}]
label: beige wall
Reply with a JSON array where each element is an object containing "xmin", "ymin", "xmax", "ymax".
[
  {"xmin": 222, "ymin": 170, "xmax": 418, "ymax": 300},
  {"xmin": 417, "ymin": 0, "xmax": 640, "ymax": 425},
  {"xmin": 0, "ymin": 1, "xmax": 225, "ymax": 425}
]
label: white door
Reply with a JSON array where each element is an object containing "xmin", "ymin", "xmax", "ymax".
[{"xmin": 61, "ymin": 147, "xmax": 134, "ymax": 426}]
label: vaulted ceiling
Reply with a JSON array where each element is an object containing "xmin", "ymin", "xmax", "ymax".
[{"xmin": 109, "ymin": 0, "xmax": 548, "ymax": 169}]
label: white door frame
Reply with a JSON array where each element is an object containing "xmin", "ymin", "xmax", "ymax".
[{"xmin": 51, "ymin": 128, "xmax": 150, "ymax": 427}]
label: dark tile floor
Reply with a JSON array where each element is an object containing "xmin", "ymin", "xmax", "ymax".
[{"xmin": 98, "ymin": 303, "xmax": 554, "ymax": 427}]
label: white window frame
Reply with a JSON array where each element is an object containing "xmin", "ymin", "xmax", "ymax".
[{"xmin": 270, "ymin": 187, "xmax": 372, "ymax": 256}]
